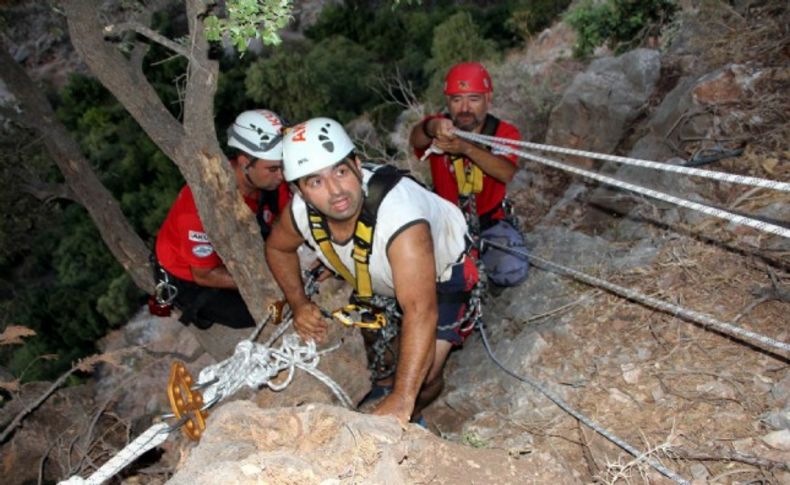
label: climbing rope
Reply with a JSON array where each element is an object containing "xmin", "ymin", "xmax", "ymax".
[
  {"xmin": 455, "ymin": 132, "xmax": 790, "ymax": 239},
  {"xmin": 479, "ymin": 321, "xmax": 689, "ymax": 484},
  {"xmin": 464, "ymin": 132, "xmax": 790, "ymax": 193},
  {"xmin": 481, "ymin": 238, "xmax": 790, "ymax": 356},
  {"xmin": 59, "ymin": 270, "xmax": 352, "ymax": 485},
  {"xmin": 57, "ymin": 422, "xmax": 171, "ymax": 485},
  {"xmin": 197, "ymin": 323, "xmax": 353, "ymax": 408}
]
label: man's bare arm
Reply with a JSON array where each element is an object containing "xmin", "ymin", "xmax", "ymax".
[
  {"xmin": 373, "ymin": 222, "xmax": 438, "ymax": 423},
  {"xmin": 265, "ymin": 201, "xmax": 328, "ymax": 342},
  {"xmin": 409, "ymin": 117, "xmax": 439, "ymax": 151},
  {"xmin": 433, "ymin": 118, "xmax": 517, "ymax": 184}
]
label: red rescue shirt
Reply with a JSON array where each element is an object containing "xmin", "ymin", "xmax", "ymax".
[
  {"xmin": 414, "ymin": 115, "xmax": 521, "ymax": 221},
  {"xmin": 155, "ymin": 183, "xmax": 290, "ymax": 281}
]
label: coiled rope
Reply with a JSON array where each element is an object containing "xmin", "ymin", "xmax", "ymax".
[
  {"xmin": 198, "ymin": 322, "xmax": 353, "ymax": 408},
  {"xmin": 482, "ymin": 238, "xmax": 790, "ymax": 356},
  {"xmin": 59, "ymin": 313, "xmax": 350, "ymax": 484},
  {"xmin": 465, "ymin": 133, "xmax": 790, "ymax": 193},
  {"xmin": 479, "ymin": 321, "xmax": 689, "ymax": 484},
  {"xmin": 455, "ymin": 132, "xmax": 790, "ymax": 239}
]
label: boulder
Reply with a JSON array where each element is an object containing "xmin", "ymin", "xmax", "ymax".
[
  {"xmin": 545, "ymin": 49, "xmax": 662, "ymax": 160},
  {"xmin": 167, "ymin": 401, "xmax": 578, "ymax": 484}
]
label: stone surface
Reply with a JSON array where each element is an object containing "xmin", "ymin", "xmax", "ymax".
[
  {"xmin": 545, "ymin": 49, "xmax": 662, "ymax": 158},
  {"xmin": 167, "ymin": 401, "xmax": 579, "ymax": 484}
]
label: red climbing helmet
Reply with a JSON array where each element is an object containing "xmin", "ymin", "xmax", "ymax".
[{"xmin": 444, "ymin": 62, "xmax": 493, "ymax": 95}]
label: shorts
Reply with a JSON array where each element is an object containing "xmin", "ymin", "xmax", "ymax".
[
  {"xmin": 436, "ymin": 255, "xmax": 479, "ymax": 345},
  {"xmin": 169, "ymin": 274, "xmax": 256, "ymax": 329}
]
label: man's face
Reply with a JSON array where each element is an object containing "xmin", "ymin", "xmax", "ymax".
[
  {"xmin": 246, "ymin": 157, "xmax": 284, "ymax": 191},
  {"xmin": 446, "ymin": 92, "xmax": 491, "ymax": 131},
  {"xmin": 298, "ymin": 159, "xmax": 364, "ymax": 222}
]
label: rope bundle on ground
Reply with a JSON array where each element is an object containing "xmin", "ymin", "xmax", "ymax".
[
  {"xmin": 198, "ymin": 327, "xmax": 352, "ymax": 407},
  {"xmin": 58, "ymin": 314, "xmax": 350, "ymax": 485}
]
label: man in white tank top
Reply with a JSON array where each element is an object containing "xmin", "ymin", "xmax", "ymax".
[{"xmin": 265, "ymin": 117, "xmax": 479, "ymax": 425}]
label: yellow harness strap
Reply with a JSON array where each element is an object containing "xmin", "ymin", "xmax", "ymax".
[
  {"xmin": 308, "ymin": 212, "xmax": 375, "ymax": 299},
  {"xmin": 306, "ymin": 164, "xmax": 406, "ymax": 301},
  {"xmin": 452, "ymin": 155, "xmax": 484, "ymax": 196}
]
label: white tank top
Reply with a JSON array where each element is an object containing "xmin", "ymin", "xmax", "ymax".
[{"xmin": 291, "ymin": 168, "xmax": 468, "ymax": 298}]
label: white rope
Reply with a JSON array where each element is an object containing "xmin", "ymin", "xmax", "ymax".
[
  {"xmin": 57, "ymin": 423, "xmax": 170, "ymax": 485},
  {"xmin": 456, "ymin": 132, "xmax": 790, "ymax": 239},
  {"xmin": 59, "ymin": 315, "xmax": 351, "ymax": 485},
  {"xmin": 482, "ymin": 238, "xmax": 790, "ymax": 356},
  {"xmin": 465, "ymin": 132, "xmax": 790, "ymax": 192},
  {"xmin": 197, "ymin": 323, "xmax": 353, "ymax": 408}
]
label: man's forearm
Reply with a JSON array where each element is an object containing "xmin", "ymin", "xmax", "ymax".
[
  {"xmin": 391, "ymin": 307, "xmax": 437, "ymax": 409},
  {"xmin": 191, "ymin": 265, "xmax": 237, "ymax": 289},
  {"xmin": 409, "ymin": 118, "xmax": 436, "ymax": 150},
  {"xmin": 265, "ymin": 245, "xmax": 309, "ymax": 307},
  {"xmin": 463, "ymin": 143, "xmax": 517, "ymax": 183}
]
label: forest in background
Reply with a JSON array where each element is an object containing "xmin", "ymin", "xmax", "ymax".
[{"xmin": 0, "ymin": 0, "xmax": 676, "ymax": 383}]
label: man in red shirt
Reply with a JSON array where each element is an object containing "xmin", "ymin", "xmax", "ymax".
[
  {"xmin": 154, "ymin": 109, "xmax": 290, "ymax": 332},
  {"xmin": 410, "ymin": 62, "xmax": 529, "ymax": 288}
]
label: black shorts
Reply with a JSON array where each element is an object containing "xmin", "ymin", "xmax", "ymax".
[{"xmin": 170, "ymin": 275, "xmax": 256, "ymax": 329}]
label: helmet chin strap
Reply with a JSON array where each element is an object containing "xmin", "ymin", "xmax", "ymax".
[{"xmin": 242, "ymin": 156, "xmax": 259, "ymax": 189}]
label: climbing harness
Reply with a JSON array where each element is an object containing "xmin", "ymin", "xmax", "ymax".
[
  {"xmin": 457, "ymin": 131, "xmax": 790, "ymax": 239},
  {"xmin": 351, "ymin": 294, "xmax": 402, "ymax": 382},
  {"xmin": 452, "ymin": 155, "xmax": 484, "ymax": 196},
  {"xmin": 307, "ymin": 163, "xmax": 408, "ymax": 299},
  {"xmin": 333, "ymin": 304, "xmax": 388, "ymax": 330}
]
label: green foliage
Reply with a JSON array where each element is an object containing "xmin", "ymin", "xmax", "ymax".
[
  {"xmin": 245, "ymin": 36, "xmax": 378, "ymax": 123},
  {"xmin": 2, "ymin": 1, "xmax": 529, "ymax": 383},
  {"xmin": 96, "ymin": 273, "xmax": 139, "ymax": 326},
  {"xmin": 424, "ymin": 11, "xmax": 498, "ymax": 106},
  {"xmin": 565, "ymin": 0, "xmax": 677, "ymax": 57},
  {"xmin": 505, "ymin": 0, "xmax": 573, "ymax": 40},
  {"xmin": 0, "ymin": 68, "xmax": 186, "ymax": 381},
  {"xmin": 204, "ymin": 0, "xmax": 292, "ymax": 52}
]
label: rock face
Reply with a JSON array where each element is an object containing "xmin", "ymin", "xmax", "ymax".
[
  {"xmin": 545, "ymin": 48, "xmax": 661, "ymax": 157},
  {"xmin": 167, "ymin": 401, "xmax": 578, "ymax": 484}
]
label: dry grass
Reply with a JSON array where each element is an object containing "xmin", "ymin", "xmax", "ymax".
[{"xmin": 529, "ymin": 234, "xmax": 789, "ymax": 482}]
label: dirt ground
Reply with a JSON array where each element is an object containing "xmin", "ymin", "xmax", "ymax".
[{"xmin": 527, "ymin": 237, "xmax": 787, "ymax": 483}]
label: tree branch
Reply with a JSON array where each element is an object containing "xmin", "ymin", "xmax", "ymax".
[
  {"xmin": 673, "ymin": 447, "xmax": 790, "ymax": 471},
  {"xmin": 20, "ymin": 179, "xmax": 76, "ymax": 203},
  {"xmin": 0, "ymin": 365, "xmax": 79, "ymax": 444},
  {"xmin": 0, "ymin": 104, "xmax": 31, "ymax": 127},
  {"xmin": 103, "ymin": 21, "xmax": 190, "ymax": 58},
  {"xmin": 0, "ymin": 33, "xmax": 155, "ymax": 293}
]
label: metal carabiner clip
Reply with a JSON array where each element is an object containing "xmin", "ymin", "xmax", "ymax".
[{"xmin": 332, "ymin": 304, "xmax": 387, "ymax": 330}]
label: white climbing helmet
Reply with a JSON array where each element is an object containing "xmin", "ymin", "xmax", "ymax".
[
  {"xmin": 282, "ymin": 117, "xmax": 356, "ymax": 182},
  {"xmin": 226, "ymin": 109, "xmax": 284, "ymax": 160}
]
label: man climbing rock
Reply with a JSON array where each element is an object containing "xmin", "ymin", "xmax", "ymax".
[
  {"xmin": 410, "ymin": 61, "xmax": 529, "ymax": 289},
  {"xmin": 265, "ymin": 117, "xmax": 479, "ymax": 425},
  {"xmin": 153, "ymin": 109, "xmax": 289, "ymax": 356}
]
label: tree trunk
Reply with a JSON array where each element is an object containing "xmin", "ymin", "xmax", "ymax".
[
  {"xmin": 0, "ymin": 38, "xmax": 154, "ymax": 295},
  {"xmin": 62, "ymin": 0, "xmax": 278, "ymax": 325}
]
